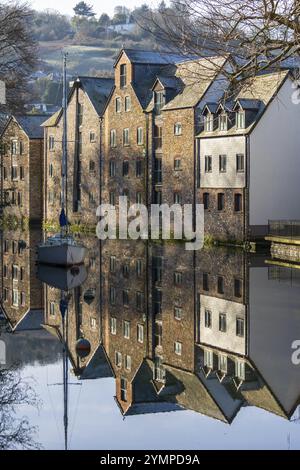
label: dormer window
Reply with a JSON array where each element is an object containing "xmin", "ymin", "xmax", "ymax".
[
  {"xmin": 154, "ymin": 91, "xmax": 165, "ymax": 115},
  {"xmin": 219, "ymin": 113, "xmax": 228, "ymax": 131},
  {"xmin": 236, "ymin": 110, "xmax": 245, "ymax": 129},
  {"xmin": 204, "ymin": 113, "xmax": 214, "ymax": 132},
  {"xmin": 120, "ymin": 64, "xmax": 127, "ymax": 88}
]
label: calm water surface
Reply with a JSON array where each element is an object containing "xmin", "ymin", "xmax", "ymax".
[{"xmin": 1, "ymin": 229, "xmax": 300, "ymax": 450}]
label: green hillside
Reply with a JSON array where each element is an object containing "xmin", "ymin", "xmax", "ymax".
[{"xmin": 39, "ymin": 41, "xmax": 116, "ymax": 75}]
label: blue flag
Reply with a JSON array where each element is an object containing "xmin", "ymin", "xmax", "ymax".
[
  {"xmin": 59, "ymin": 208, "xmax": 68, "ymax": 227},
  {"xmin": 60, "ymin": 298, "xmax": 68, "ymax": 318}
]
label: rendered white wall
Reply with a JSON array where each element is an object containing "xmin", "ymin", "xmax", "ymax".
[
  {"xmin": 249, "ymin": 267, "xmax": 300, "ymax": 413},
  {"xmin": 200, "ymin": 295, "xmax": 246, "ymax": 355},
  {"xmin": 200, "ymin": 136, "xmax": 246, "ymax": 188},
  {"xmin": 249, "ymin": 77, "xmax": 300, "ymax": 226}
]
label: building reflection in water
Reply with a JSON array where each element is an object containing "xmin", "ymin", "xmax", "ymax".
[{"xmin": 1, "ymin": 228, "xmax": 300, "ymax": 425}]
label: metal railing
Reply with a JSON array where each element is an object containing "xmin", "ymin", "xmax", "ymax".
[{"xmin": 268, "ymin": 220, "xmax": 300, "ymax": 239}]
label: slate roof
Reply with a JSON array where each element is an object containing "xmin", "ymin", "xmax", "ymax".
[
  {"xmin": 120, "ymin": 358, "xmax": 230, "ymax": 422},
  {"xmin": 132, "ymin": 64, "xmax": 179, "ymax": 110},
  {"xmin": 78, "ymin": 76, "xmax": 114, "ymax": 116},
  {"xmin": 202, "ymin": 102, "xmax": 219, "ymax": 114},
  {"xmin": 42, "ymin": 77, "xmax": 114, "ymax": 127},
  {"xmin": 115, "ymin": 48, "xmax": 192, "ymax": 66},
  {"xmin": 13, "ymin": 115, "xmax": 46, "ymax": 139},
  {"xmin": 42, "ymin": 109, "xmax": 61, "ymax": 127},
  {"xmin": 198, "ymin": 69, "xmax": 290, "ymax": 137},
  {"xmin": 162, "ymin": 56, "xmax": 228, "ymax": 110},
  {"xmin": 79, "ymin": 345, "xmax": 113, "ymax": 380},
  {"xmin": 234, "ymin": 98, "xmax": 262, "ymax": 110},
  {"xmin": 155, "ymin": 75, "xmax": 183, "ymax": 90},
  {"xmin": 1, "ymin": 307, "xmax": 44, "ymax": 332}
]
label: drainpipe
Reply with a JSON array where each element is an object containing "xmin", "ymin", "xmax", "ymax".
[
  {"xmin": 99, "ymin": 115, "xmax": 103, "ymax": 345},
  {"xmin": 145, "ymin": 111, "xmax": 150, "ymax": 359},
  {"xmin": 245, "ymin": 135, "xmax": 250, "ymax": 242}
]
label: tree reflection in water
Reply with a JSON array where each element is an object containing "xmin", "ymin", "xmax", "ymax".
[{"xmin": 0, "ymin": 366, "xmax": 41, "ymax": 450}]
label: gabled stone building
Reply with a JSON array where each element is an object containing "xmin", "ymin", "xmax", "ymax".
[
  {"xmin": 103, "ymin": 49, "xmax": 188, "ymax": 209},
  {"xmin": 0, "ymin": 227, "xmax": 43, "ymax": 331},
  {"xmin": 0, "ymin": 114, "xmax": 45, "ymax": 224},
  {"xmin": 42, "ymin": 77, "xmax": 114, "ymax": 227}
]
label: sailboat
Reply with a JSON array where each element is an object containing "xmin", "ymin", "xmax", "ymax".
[{"xmin": 37, "ymin": 53, "xmax": 87, "ymax": 267}]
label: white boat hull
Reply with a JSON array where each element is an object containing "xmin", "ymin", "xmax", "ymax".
[{"xmin": 37, "ymin": 243, "xmax": 87, "ymax": 267}]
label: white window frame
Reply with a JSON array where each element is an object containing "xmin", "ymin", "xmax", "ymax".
[
  {"xmin": 174, "ymin": 306, "xmax": 182, "ymax": 320},
  {"xmin": 137, "ymin": 127, "xmax": 143, "ymax": 145},
  {"xmin": 204, "ymin": 113, "xmax": 214, "ymax": 132},
  {"xmin": 123, "ymin": 128, "xmax": 130, "ymax": 146},
  {"xmin": 137, "ymin": 324, "xmax": 144, "ymax": 343},
  {"xmin": 123, "ymin": 320, "xmax": 130, "ymax": 339},
  {"xmin": 12, "ymin": 289, "xmax": 19, "ymax": 307},
  {"xmin": 125, "ymin": 96, "xmax": 131, "ymax": 112},
  {"xmin": 110, "ymin": 317, "xmax": 117, "ymax": 335},
  {"xmin": 174, "ymin": 341, "xmax": 182, "ymax": 356},
  {"xmin": 110, "ymin": 129, "xmax": 117, "ymax": 148},
  {"xmin": 174, "ymin": 122, "xmax": 182, "ymax": 136},
  {"xmin": 205, "ymin": 155, "xmax": 212, "ymax": 173},
  {"xmin": 236, "ymin": 110, "xmax": 245, "ymax": 129},
  {"xmin": 204, "ymin": 349, "xmax": 213, "ymax": 369},
  {"xmin": 125, "ymin": 355, "xmax": 131, "ymax": 371},
  {"xmin": 115, "ymin": 97, "xmax": 121, "ymax": 113},
  {"xmin": 115, "ymin": 351, "xmax": 122, "ymax": 368}
]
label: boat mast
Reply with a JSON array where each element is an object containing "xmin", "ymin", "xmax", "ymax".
[
  {"xmin": 61, "ymin": 53, "xmax": 68, "ymax": 236},
  {"xmin": 61, "ymin": 292, "xmax": 69, "ymax": 451}
]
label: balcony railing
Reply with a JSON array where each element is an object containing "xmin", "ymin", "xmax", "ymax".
[{"xmin": 268, "ymin": 220, "xmax": 300, "ymax": 240}]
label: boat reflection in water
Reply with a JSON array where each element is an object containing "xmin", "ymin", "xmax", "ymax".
[
  {"xmin": 39, "ymin": 263, "xmax": 91, "ymax": 450},
  {"xmin": 37, "ymin": 263, "xmax": 88, "ymax": 290},
  {"xmin": 2, "ymin": 226, "xmax": 300, "ymax": 448}
]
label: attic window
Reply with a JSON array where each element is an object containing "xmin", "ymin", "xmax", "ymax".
[
  {"xmin": 154, "ymin": 91, "xmax": 165, "ymax": 114},
  {"xmin": 11, "ymin": 139, "xmax": 18, "ymax": 155},
  {"xmin": 219, "ymin": 113, "xmax": 228, "ymax": 131},
  {"xmin": 78, "ymin": 103, "xmax": 83, "ymax": 126},
  {"xmin": 120, "ymin": 64, "xmax": 127, "ymax": 88},
  {"xmin": 204, "ymin": 113, "xmax": 214, "ymax": 132},
  {"xmin": 235, "ymin": 360, "xmax": 245, "ymax": 381},
  {"xmin": 204, "ymin": 349, "xmax": 213, "ymax": 369},
  {"xmin": 218, "ymin": 354, "xmax": 228, "ymax": 373},
  {"xmin": 236, "ymin": 110, "xmax": 245, "ymax": 129}
]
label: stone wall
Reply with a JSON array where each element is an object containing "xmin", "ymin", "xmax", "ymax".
[{"xmin": 271, "ymin": 243, "xmax": 300, "ymax": 263}]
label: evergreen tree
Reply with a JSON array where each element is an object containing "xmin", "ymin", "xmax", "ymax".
[{"xmin": 73, "ymin": 1, "xmax": 95, "ymax": 18}]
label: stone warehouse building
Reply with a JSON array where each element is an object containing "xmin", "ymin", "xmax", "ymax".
[
  {"xmin": 102, "ymin": 49, "xmax": 227, "ymax": 211},
  {"xmin": 102, "ymin": 49, "xmax": 190, "ymax": 209},
  {"xmin": 0, "ymin": 228, "xmax": 43, "ymax": 332},
  {"xmin": 42, "ymin": 76, "xmax": 114, "ymax": 227},
  {"xmin": 96, "ymin": 241, "xmax": 300, "ymax": 421},
  {"xmin": 0, "ymin": 115, "xmax": 45, "ymax": 224},
  {"xmin": 2, "ymin": 49, "xmax": 299, "ymax": 242}
]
